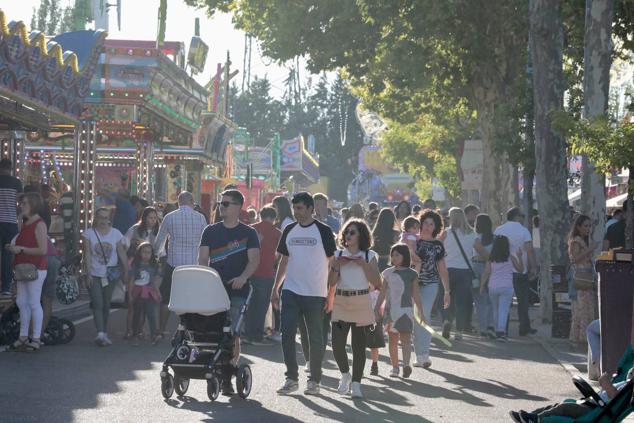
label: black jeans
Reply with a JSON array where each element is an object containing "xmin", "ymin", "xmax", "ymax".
[
  {"xmin": 299, "ymin": 311, "xmax": 331, "ymax": 363},
  {"xmin": 0, "ymin": 222, "xmax": 18, "ymax": 292},
  {"xmin": 446, "ymin": 268, "xmax": 474, "ymax": 332},
  {"xmin": 280, "ymin": 290, "xmax": 325, "ymax": 383},
  {"xmin": 245, "ymin": 277, "xmax": 274, "ymax": 342},
  {"xmin": 331, "ymin": 321, "xmax": 367, "ymax": 383},
  {"xmin": 513, "ymin": 273, "xmax": 532, "ymax": 334}
]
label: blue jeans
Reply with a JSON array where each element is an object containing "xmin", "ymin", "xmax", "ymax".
[
  {"xmin": 414, "ymin": 283, "xmax": 439, "ymax": 357},
  {"xmin": 489, "ymin": 286, "xmax": 514, "ymax": 333},
  {"xmin": 281, "ymin": 289, "xmax": 325, "ymax": 383},
  {"xmin": 245, "ymin": 277, "xmax": 274, "ymax": 341},
  {"xmin": 586, "ymin": 319, "xmax": 601, "ymax": 363},
  {"xmin": 0, "ymin": 222, "xmax": 18, "ymax": 292},
  {"xmin": 473, "ymin": 288, "xmax": 494, "ymax": 333}
]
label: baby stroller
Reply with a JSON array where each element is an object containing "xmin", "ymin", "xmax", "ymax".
[{"xmin": 160, "ymin": 265, "xmax": 253, "ymax": 402}]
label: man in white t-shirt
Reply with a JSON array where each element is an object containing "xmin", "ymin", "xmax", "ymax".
[
  {"xmin": 271, "ymin": 192, "xmax": 336, "ymax": 396},
  {"xmin": 494, "ymin": 207, "xmax": 537, "ymax": 336}
]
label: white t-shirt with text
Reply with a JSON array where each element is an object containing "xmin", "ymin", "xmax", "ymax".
[{"xmin": 277, "ymin": 220, "xmax": 336, "ymax": 297}]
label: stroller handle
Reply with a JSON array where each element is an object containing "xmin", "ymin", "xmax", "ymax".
[{"xmin": 232, "ymin": 282, "xmax": 253, "ymax": 337}]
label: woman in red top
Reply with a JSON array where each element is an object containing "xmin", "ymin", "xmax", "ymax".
[{"xmin": 6, "ymin": 192, "xmax": 48, "ymax": 351}]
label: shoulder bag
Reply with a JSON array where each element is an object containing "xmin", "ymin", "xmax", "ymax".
[
  {"xmin": 14, "ymin": 263, "xmax": 38, "ymax": 282},
  {"xmin": 572, "ymin": 269, "xmax": 595, "ymax": 291},
  {"xmin": 451, "ymin": 229, "xmax": 480, "ymax": 289}
]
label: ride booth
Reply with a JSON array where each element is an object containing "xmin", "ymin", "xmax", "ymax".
[
  {"xmin": 82, "ymin": 39, "xmax": 208, "ymax": 212},
  {"xmin": 0, "ymin": 10, "xmax": 105, "ymax": 255},
  {"xmin": 280, "ymin": 135, "xmax": 320, "ymax": 193}
]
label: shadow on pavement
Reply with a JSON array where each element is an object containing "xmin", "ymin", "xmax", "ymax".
[
  {"xmin": 295, "ymin": 394, "xmax": 433, "ymax": 423},
  {"xmin": 426, "ymin": 368, "xmax": 548, "ymax": 402},
  {"xmin": 165, "ymin": 395, "xmax": 303, "ymax": 422}
]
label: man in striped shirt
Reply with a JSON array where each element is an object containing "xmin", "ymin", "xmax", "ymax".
[
  {"xmin": 0, "ymin": 159, "xmax": 22, "ymax": 297},
  {"xmin": 154, "ymin": 191, "xmax": 207, "ymax": 335}
]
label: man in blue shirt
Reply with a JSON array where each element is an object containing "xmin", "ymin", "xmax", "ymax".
[{"xmin": 314, "ymin": 193, "xmax": 340, "ymax": 234}]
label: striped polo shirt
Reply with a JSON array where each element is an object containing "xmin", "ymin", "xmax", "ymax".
[{"xmin": 0, "ymin": 174, "xmax": 22, "ymax": 224}]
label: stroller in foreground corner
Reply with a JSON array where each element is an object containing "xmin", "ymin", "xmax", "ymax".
[
  {"xmin": 516, "ymin": 346, "xmax": 634, "ymax": 423},
  {"xmin": 160, "ymin": 265, "xmax": 253, "ymax": 402}
]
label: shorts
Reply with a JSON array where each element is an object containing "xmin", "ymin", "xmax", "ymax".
[
  {"xmin": 159, "ymin": 263, "xmax": 175, "ymax": 305},
  {"xmin": 229, "ymin": 295, "xmax": 248, "ymax": 334},
  {"xmin": 42, "ymin": 255, "xmax": 62, "ymax": 299}
]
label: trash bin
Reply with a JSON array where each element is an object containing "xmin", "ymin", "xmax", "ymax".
[
  {"xmin": 551, "ymin": 265, "xmax": 571, "ymax": 339},
  {"xmin": 597, "ymin": 256, "xmax": 634, "ymax": 374}
]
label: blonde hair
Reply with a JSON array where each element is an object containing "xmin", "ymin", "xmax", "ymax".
[{"xmin": 448, "ymin": 207, "xmax": 472, "ymax": 235}]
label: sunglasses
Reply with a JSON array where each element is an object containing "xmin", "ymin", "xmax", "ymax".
[
  {"xmin": 219, "ymin": 201, "xmax": 240, "ymax": 208},
  {"xmin": 344, "ymin": 230, "xmax": 358, "ymax": 236}
]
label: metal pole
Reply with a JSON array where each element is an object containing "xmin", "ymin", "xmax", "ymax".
[{"xmin": 72, "ymin": 126, "xmax": 82, "ymax": 254}]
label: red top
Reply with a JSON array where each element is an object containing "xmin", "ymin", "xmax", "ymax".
[
  {"xmin": 251, "ymin": 220, "xmax": 281, "ymax": 279},
  {"xmin": 13, "ymin": 218, "xmax": 48, "ymax": 270}
]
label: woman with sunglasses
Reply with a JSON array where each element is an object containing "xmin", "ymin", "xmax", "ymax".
[{"xmin": 328, "ymin": 219, "xmax": 381, "ymax": 398}]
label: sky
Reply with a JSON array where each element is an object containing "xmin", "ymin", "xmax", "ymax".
[{"xmin": 1, "ymin": 0, "xmax": 303, "ymax": 97}]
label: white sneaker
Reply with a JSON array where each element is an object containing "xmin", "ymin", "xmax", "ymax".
[
  {"xmin": 276, "ymin": 379, "xmax": 299, "ymax": 395},
  {"xmin": 337, "ymin": 372, "xmax": 352, "ymax": 394},
  {"xmin": 350, "ymin": 382, "xmax": 363, "ymax": 398},
  {"xmin": 269, "ymin": 332, "xmax": 282, "ymax": 343},
  {"xmin": 304, "ymin": 380, "xmax": 320, "ymax": 395},
  {"xmin": 102, "ymin": 334, "xmax": 113, "ymax": 346},
  {"xmin": 94, "ymin": 333, "xmax": 105, "ymax": 346},
  {"xmin": 389, "ymin": 367, "xmax": 399, "ymax": 377}
]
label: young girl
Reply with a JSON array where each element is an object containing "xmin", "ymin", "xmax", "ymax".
[
  {"xmin": 376, "ymin": 244, "xmax": 425, "ymax": 378},
  {"xmin": 479, "ymin": 235, "xmax": 523, "ymax": 341},
  {"xmin": 400, "ymin": 216, "xmax": 422, "ymax": 271},
  {"xmin": 128, "ymin": 242, "xmax": 162, "ymax": 344}
]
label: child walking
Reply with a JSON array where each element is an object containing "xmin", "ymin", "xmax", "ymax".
[
  {"xmin": 479, "ymin": 235, "xmax": 523, "ymax": 341},
  {"xmin": 128, "ymin": 242, "xmax": 162, "ymax": 345},
  {"xmin": 375, "ymin": 244, "xmax": 424, "ymax": 378},
  {"xmin": 400, "ymin": 216, "xmax": 421, "ymax": 271}
]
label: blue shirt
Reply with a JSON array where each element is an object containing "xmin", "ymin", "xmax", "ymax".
[{"xmin": 113, "ymin": 195, "xmax": 137, "ymax": 235}]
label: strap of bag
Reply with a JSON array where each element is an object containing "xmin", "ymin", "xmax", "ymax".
[
  {"xmin": 93, "ymin": 229, "xmax": 110, "ymax": 266},
  {"xmin": 450, "ymin": 229, "xmax": 476, "ymax": 276}
]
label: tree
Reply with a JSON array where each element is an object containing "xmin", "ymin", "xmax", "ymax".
[
  {"xmin": 580, "ymin": 0, "xmax": 614, "ymax": 255},
  {"xmin": 185, "ymin": 0, "xmax": 530, "ymax": 223},
  {"xmin": 229, "ymin": 77, "xmax": 286, "ymax": 148},
  {"xmin": 529, "ymin": 0, "xmax": 571, "ymax": 322}
]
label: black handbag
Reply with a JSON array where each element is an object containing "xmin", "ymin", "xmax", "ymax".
[{"xmin": 366, "ymin": 318, "xmax": 386, "ymax": 348}]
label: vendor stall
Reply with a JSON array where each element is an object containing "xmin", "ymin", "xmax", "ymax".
[
  {"xmin": 0, "ymin": 9, "xmax": 105, "ymax": 254},
  {"xmin": 280, "ymin": 135, "xmax": 320, "ymax": 192}
]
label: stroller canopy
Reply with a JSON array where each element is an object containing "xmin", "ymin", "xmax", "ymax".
[{"xmin": 168, "ymin": 266, "xmax": 230, "ymax": 316}]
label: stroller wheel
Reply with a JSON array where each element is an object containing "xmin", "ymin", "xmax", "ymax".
[
  {"xmin": 161, "ymin": 373, "xmax": 174, "ymax": 399},
  {"xmin": 236, "ymin": 364, "xmax": 252, "ymax": 399},
  {"xmin": 56, "ymin": 319, "xmax": 75, "ymax": 345},
  {"xmin": 174, "ymin": 375, "xmax": 190, "ymax": 396},
  {"xmin": 207, "ymin": 376, "xmax": 220, "ymax": 401}
]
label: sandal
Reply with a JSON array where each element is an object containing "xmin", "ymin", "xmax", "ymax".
[
  {"xmin": 8, "ymin": 338, "xmax": 27, "ymax": 352},
  {"xmin": 25, "ymin": 339, "xmax": 41, "ymax": 352}
]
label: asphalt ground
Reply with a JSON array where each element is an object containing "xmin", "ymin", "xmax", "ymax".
[{"xmin": 0, "ymin": 309, "xmax": 579, "ymax": 423}]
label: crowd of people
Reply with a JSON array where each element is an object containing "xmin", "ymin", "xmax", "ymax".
[{"xmin": 3, "ymin": 157, "xmax": 630, "ymax": 405}]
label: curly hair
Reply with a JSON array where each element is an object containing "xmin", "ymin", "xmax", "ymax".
[
  {"xmin": 338, "ymin": 218, "xmax": 373, "ymax": 251},
  {"xmin": 419, "ymin": 209, "xmax": 443, "ymax": 238}
]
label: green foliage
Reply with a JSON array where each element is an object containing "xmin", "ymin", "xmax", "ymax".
[
  {"xmin": 230, "ymin": 77, "xmax": 286, "ymax": 148},
  {"xmin": 229, "ymin": 73, "xmax": 364, "ymax": 201},
  {"xmin": 184, "ymin": 0, "xmax": 533, "ymax": 199},
  {"xmin": 551, "ymin": 111, "xmax": 634, "ymax": 174},
  {"xmin": 30, "ymin": 0, "xmax": 92, "ymax": 33}
]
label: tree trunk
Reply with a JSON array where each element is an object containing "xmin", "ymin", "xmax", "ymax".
[
  {"xmin": 529, "ymin": 0, "xmax": 570, "ymax": 323},
  {"xmin": 474, "ymin": 86, "xmax": 514, "ymax": 227},
  {"xmin": 581, "ymin": 0, "xmax": 614, "ymax": 247}
]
